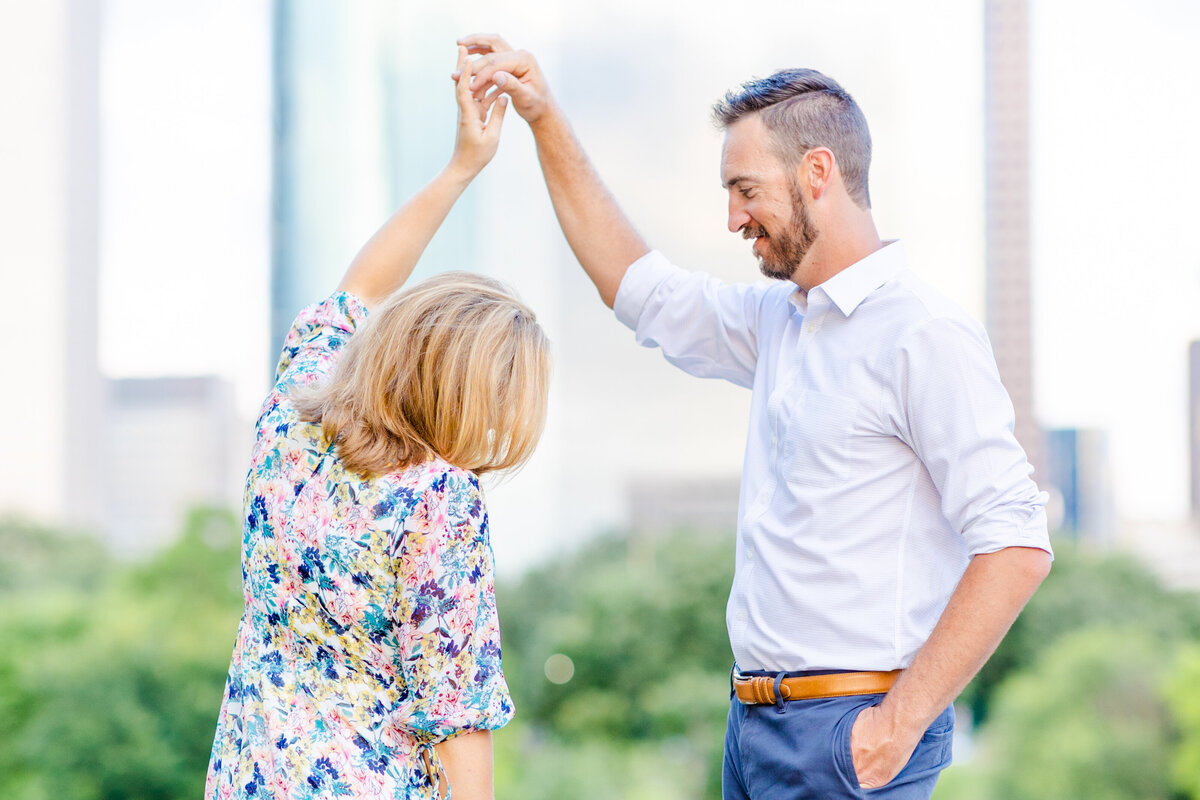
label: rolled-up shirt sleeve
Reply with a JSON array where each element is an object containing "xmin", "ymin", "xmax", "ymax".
[
  {"xmin": 888, "ymin": 315, "xmax": 1053, "ymax": 558},
  {"xmin": 614, "ymin": 250, "xmax": 767, "ymax": 389},
  {"xmin": 391, "ymin": 469, "xmax": 514, "ymax": 743}
]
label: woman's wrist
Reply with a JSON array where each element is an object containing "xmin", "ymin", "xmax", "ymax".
[{"xmin": 443, "ymin": 158, "xmax": 483, "ymax": 189}]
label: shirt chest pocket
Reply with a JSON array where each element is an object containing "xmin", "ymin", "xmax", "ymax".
[{"xmin": 779, "ymin": 391, "xmax": 860, "ymax": 489}]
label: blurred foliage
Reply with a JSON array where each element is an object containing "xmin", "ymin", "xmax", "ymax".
[
  {"xmin": 0, "ymin": 510, "xmax": 242, "ymax": 800},
  {"xmin": 936, "ymin": 541, "xmax": 1200, "ymax": 800},
  {"xmin": 494, "ymin": 719, "xmax": 710, "ymax": 800},
  {"xmin": 494, "ymin": 529, "xmax": 735, "ymax": 800},
  {"xmin": 1166, "ymin": 643, "xmax": 1200, "ymax": 799},
  {"xmin": 981, "ymin": 627, "xmax": 1172, "ymax": 799},
  {"xmin": 959, "ymin": 541, "xmax": 1200, "ymax": 725},
  {"xmin": 7, "ymin": 513, "xmax": 1200, "ymax": 800},
  {"xmin": 0, "ymin": 517, "xmax": 111, "ymax": 594}
]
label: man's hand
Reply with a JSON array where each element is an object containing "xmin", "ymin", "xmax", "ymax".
[
  {"xmin": 848, "ymin": 546, "xmax": 1051, "ymax": 789},
  {"xmin": 448, "ymin": 45, "xmax": 508, "ymax": 181},
  {"xmin": 849, "ymin": 703, "xmax": 923, "ymax": 789},
  {"xmin": 453, "ymin": 34, "xmax": 555, "ymax": 126}
]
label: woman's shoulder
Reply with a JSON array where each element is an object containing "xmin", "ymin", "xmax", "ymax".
[
  {"xmin": 362, "ymin": 457, "xmax": 476, "ymax": 514},
  {"xmin": 380, "ymin": 457, "xmax": 478, "ymax": 492},
  {"xmin": 372, "ymin": 458, "xmax": 484, "ymax": 537}
]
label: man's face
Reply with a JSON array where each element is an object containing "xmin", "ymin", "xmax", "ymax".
[{"xmin": 720, "ymin": 114, "xmax": 820, "ymax": 283}]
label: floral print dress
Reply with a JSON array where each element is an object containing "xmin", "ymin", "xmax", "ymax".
[{"xmin": 205, "ymin": 293, "xmax": 514, "ymax": 800}]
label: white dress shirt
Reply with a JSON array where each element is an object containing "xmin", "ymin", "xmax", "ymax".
[{"xmin": 614, "ymin": 241, "xmax": 1052, "ymax": 672}]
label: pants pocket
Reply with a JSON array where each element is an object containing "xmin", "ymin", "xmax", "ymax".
[
  {"xmin": 832, "ymin": 702, "xmax": 955, "ymax": 795},
  {"xmin": 831, "ymin": 698, "xmax": 874, "ymax": 793}
]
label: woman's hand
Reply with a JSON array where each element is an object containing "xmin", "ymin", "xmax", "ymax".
[
  {"xmin": 456, "ymin": 34, "xmax": 556, "ymax": 128},
  {"xmin": 448, "ymin": 45, "xmax": 508, "ymax": 181}
]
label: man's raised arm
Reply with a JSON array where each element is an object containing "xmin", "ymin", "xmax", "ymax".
[{"xmin": 456, "ymin": 34, "xmax": 648, "ymax": 308}]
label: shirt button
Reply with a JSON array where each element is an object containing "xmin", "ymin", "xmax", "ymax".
[{"xmin": 746, "ymin": 549, "xmax": 755, "ymax": 561}]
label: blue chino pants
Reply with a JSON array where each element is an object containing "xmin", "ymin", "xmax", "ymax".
[{"xmin": 722, "ymin": 682, "xmax": 954, "ymax": 800}]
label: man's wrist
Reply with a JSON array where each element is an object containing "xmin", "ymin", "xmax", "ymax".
[
  {"xmin": 876, "ymin": 690, "xmax": 935, "ymax": 743},
  {"xmin": 527, "ymin": 101, "xmax": 566, "ymax": 138}
]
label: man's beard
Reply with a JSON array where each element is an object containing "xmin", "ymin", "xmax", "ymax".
[{"xmin": 747, "ymin": 178, "xmax": 820, "ymax": 282}]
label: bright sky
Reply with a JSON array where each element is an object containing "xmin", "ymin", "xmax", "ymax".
[{"xmin": 97, "ymin": 0, "xmax": 1200, "ymax": 523}]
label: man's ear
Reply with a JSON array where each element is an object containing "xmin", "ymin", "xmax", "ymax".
[{"xmin": 801, "ymin": 148, "xmax": 836, "ymax": 201}]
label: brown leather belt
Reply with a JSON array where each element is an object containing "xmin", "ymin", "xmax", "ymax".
[{"xmin": 734, "ymin": 669, "xmax": 902, "ymax": 705}]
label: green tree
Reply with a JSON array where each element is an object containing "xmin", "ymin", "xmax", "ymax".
[
  {"xmin": 977, "ymin": 627, "xmax": 1174, "ymax": 800},
  {"xmin": 1164, "ymin": 643, "xmax": 1200, "ymax": 798},
  {"xmin": 960, "ymin": 542, "xmax": 1200, "ymax": 724},
  {"xmin": 495, "ymin": 528, "xmax": 736, "ymax": 800},
  {"xmin": 0, "ymin": 509, "xmax": 243, "ymax": 800}
]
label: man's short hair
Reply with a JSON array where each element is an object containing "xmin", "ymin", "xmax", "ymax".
[{"xmin": 713, "ymin": 69, "xmax": 872, "ymax": 209}]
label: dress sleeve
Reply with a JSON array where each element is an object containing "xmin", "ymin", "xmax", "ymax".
[
  {"xmin": 273, "ymin": 291, "xmax": 371, "ymax": 390},
  {"xmin": 391, "ymin": 468, "xmax": 514, "ymax": 743}
]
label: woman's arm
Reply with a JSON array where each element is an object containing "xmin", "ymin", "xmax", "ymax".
[
  {"xmin": 432, "ymin": 730, "xmax": 494, "ymax": 799},
  {"xmin": 336, "ymin": 46, "xmax": 509, "ymax": 310},
  {"xmin": 395, "ymin": 472, "xmax": 512, "ymax": 799}
]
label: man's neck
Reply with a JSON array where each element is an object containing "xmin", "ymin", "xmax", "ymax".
[{"xmin": 792, "ymin": 213, "xmax": 882, "ymax": 291}]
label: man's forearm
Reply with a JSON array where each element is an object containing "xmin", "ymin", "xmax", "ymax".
[
  {"xmin": 530, "ymin": 108, "xmax": 649, "ymax": 308},
  {"xmin": 851, "ymin": 545, "xmax": 1052, "ymax": 788},
  {"xmin": 886, "ymin": 546, "xmax": 1050, "ymax": 726}
]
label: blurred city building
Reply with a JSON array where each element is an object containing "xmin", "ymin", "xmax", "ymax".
[
  {"xmin": 103, "ymin": 376, "xmax": 243, "ymax": 555},
  {"xmin": 1046, "ymin": 427, "xmax": 1115, "ymax": 544},
  {"xmin": 628, "ymin": 476, "xmax": 741, "ymax": 536},
  {"xmin": 0, "ymin": 0, "xmax": 104, "ymax": 531},
  {"xmin": 1116, "ymin": 519, "xmax": 1200, "ymax": 592},
  {"xmin": 1, "ymin": 1, "xmax": 249, "ymax": 556},
  {"xmin": 270, "ymin": 0, "xmax": 479, "ymax": 357},
  {"xmin": 984, "ymin": 0, "xmax": 1044, "ymax": 477}
]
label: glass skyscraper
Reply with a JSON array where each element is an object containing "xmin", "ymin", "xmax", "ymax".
[{"xmin": 270, "ymin": 0, "xmax": 477, "ymax": 358}]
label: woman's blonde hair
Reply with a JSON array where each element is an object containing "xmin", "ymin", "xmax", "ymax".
[{"xmin": 294, "ymin": 272, "xmax": 551, "ymax": 478}]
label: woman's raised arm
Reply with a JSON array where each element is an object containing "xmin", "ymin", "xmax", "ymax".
[{"xmin": 336, "ymin": 46, "xmax": 508, "ymax": 310}]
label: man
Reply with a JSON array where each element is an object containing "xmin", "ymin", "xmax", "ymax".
[{"xmin": 457, "ymin": 34, "xmax": 1052, "ymax": 799}]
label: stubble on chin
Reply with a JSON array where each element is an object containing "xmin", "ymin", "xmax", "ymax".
[
  {"xmin": 756, "ymin": 251, "xmax": 793, "ymax": 282},
  {"xmin": 756, "ymin": 183, "xmax": 818, "ymax": 282}
]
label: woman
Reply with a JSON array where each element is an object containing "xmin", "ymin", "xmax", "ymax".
[{"xmin": 205, "ymin": 48, "xmax": 544, "ymax": 800}]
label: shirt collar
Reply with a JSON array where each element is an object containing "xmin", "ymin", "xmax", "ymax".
[{"xmin": 790, "ymin": 240, "xmax": 906, "ymax": 317}]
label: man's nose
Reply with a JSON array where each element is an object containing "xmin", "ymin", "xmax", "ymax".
[{"xmin": 728, "ymin": 198, "xmax": 750, "ymax": 233}]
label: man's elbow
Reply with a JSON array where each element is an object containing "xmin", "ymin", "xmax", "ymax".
[{"xmin": 1004, "ymin": 545, "xmax": 1053, "ymax": 588}]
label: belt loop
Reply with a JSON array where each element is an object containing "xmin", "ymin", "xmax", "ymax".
[
  {"xmin": 729, "ymin": 663, "xmax": 737, "ymax": 699},
  {"xmin": 772, "ymin": 672, "xmax": 787, "ymax": 714}
]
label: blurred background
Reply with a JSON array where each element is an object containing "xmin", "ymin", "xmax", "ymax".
[{"xmin": 2, "ymin": 0, "xmax": 1200, "ymax": 797}]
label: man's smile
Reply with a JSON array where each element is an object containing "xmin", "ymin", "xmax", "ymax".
[{"xmin": 742, "ymin": 225, "xmax": 769, "ymax": 249}]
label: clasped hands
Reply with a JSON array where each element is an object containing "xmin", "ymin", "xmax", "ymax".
[{"xmin": 446, "ymin": 35, "xmax": 555, "ymax": 178}]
